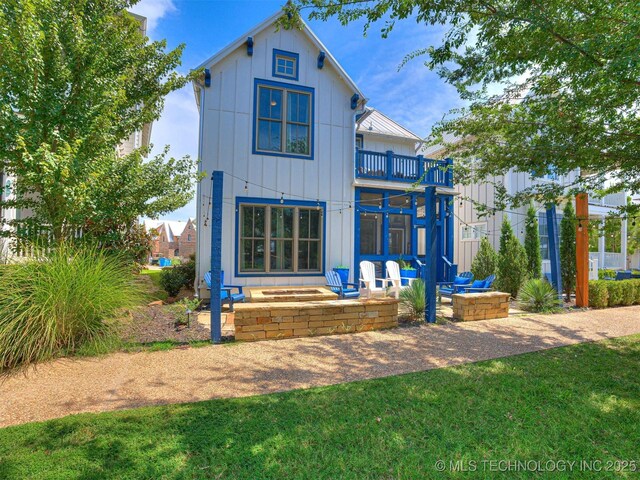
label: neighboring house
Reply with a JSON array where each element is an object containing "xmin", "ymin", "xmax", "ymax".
[
  {"xmin": 143, "ymin": 218, "xmax": 196, "ymax": 261},
  {"xmin": 192, "ymin": 11, "xmax": 456, "ymax": 298},
  {"xmin": 0, "ymin": 12, "xmax": 152, "ymax": 259},
  {"xmin": 423, "ymin": 141, "xmax": 629, "ymax": 274}
]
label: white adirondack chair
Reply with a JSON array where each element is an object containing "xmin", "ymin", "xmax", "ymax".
[
  {"xmin": 385, "ymin": 260, "xmax": 415, "ymax": 299},
  {"xmin": 359, "ymin": 261, "xmax": 387, "ymax": 298}
]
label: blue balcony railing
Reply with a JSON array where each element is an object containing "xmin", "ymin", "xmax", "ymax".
[{"xmin": 355, "ymin": 148, "xmax": 452, "ymax": 187}]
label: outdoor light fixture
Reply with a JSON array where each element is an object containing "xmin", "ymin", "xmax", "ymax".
[
  {"xmin": 185, "ymin": 308, "xmax": 192, "ymax": 327},
  {"xmin": 280, "ymin": 192, "xmax": 284, "ymax": 204}
]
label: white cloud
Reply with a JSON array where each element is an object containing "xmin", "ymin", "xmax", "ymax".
[{"xmin": 129, "ymin": 0, "xmax": 176, "ymax": 37}]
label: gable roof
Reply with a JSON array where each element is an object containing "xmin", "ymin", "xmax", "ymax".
[
  {"xmin": 192, "ymin": 10, "xmax": 366, "ymax": 108},
  {"xmin": 356, "ymin": 107, "xmax": 421, "ymax": 142}
]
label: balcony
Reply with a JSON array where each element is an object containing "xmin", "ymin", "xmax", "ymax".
[{"xmin": 355, "ymin": 149, "xmax": 453, "ymax": 188}]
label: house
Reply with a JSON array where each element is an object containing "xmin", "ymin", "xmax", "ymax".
[
  {"xmin": 192, "ymin": 11, "xmax": 456, "ymax": 298},
  {"xmin": 422, "ymin": 141, "xmax": 629, "ymax": 274},
  {"xmin": 143, "ymin": 218, "xmax": 196, "ymax": 261}
]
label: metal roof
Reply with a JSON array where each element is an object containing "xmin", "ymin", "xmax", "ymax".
[{"xmin": 356, "ymin": 108, "xmax": 421, "ymax": 142}]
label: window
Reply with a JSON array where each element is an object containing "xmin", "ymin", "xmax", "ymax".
[
  {"xmin": 272, "ymin": 49, "xmax": 299, "ymax": 80},
  {"xmin": 461, "ymin": 223, "xmax": 487, "ymax": 241},
  {"xmin": 388, "ymin": 214, "xmax": 412, "ymax": 255},
  {"xmin": 355, "ymin": 134, "xmax": 364, "ymax": 150},
  {"xmin": 239, "ymin": 201, "xmax": 323, "ymax": 274},
  {"xmin": 538, "ymin": 213, "xmax": 563, "ymax": 260},
  {"xmin": 187, "ymin": 234, "xmax": 191, "ymax": 242},
  {"xmin": 254, "ymin": 80, "xmax": 314, "ymax": 159}
]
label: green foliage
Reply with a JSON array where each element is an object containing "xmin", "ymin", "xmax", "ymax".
[
  {"xmin": 607, "ymin": 282, "xmax": 624, "ymax": 307},
  {"xmin": 399, "ymin": 279, "xmax": 426, "ymax": 321},
  {"xmin": 470, "ymin": 237, "xmax": 498, "ymax": 280},
  {"xmin": 588, "ymin": 281, "xmax": 609, "ymax": 308},
  {"xmin": 397, "ymin": 258, "xmax": 416, "ymax": 270},
  {"xmin": 284, "ymin": 1, "xmax": 640, "ymax": 215},
  {"xmin": 621, "ymin": 281, "xmax": 636, "ymax": 306},
  {"xmin": 496, "ymin": 220, "xmax": 528, "ymax": 298},
  {"xmin": 0, "ymin": 0, "xmax": 199, "ymax": 249},
  {"xmin": 560, "ymin": 201, "xmax": 577, "ymax": 301},
  {"xmin": 517, "ymin": 278, "xmax": 562, "ymax": 313},
  {"xmin": 589, "ymin": 280, "xmax": 640, "ymax": 308},
  {"xmin": 0, "ymin": 245, "xmax": 142, "ymax": 370},
  {"xmin": 169, "ymin": 298, "xmax": 201, "ymax": 326},
  {"xmin": 159, "ymin": 268, "xmax": 185, "ymax": 297},
  {"xmin": 598, "ymin": 269, "xmax": 617, "ymax": 280},
  {"xmin": 159, "ymin": 259, "xmax": 195, "ymax": 297},
  {"xmin": 3, "ymin": 336, "xmax": 640, "ymax": 478},
  {"xmin": 524, "ymin": 204, "xmax": 542, "ymax": 279}
]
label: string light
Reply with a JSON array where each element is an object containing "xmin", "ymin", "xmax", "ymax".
[
  {"xmin": 244, "ymin": 181, "xmax": 248, "ymax": 192},
  {"xmin": 280, "ymin": 192, "xmax": 284, "ymax": 204}
]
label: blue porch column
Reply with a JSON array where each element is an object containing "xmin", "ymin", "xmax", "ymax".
[
  {"xmin": 445, "ymin": 196, "xmax": 456, "ymax": 281},
  {"xmin": 546, "ymin": 204, "xmax": 563, "ymax": 297},
  {"xmin": 210, "ymin": 170, "xmax": 223, "ymax": 343},
  {"xmin": 424, "ymin": 187, "xmax": 437, "ymax": 323}
]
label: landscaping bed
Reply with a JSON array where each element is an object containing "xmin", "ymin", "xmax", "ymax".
[{"xmin": 120, "ymin": 304, "xmax": 210, "ymax": 344}]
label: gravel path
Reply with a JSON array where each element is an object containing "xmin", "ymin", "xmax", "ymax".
[{"xmin": 2, "ymin": 306, "xmax": 639, "ymax": 428}]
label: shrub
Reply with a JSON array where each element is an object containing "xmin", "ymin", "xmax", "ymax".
[
  {"xmin": 621, "ymin": 281, "xmax": 636, "ymax": 306},
  {"xmin": 607, "ymin": 281, "xmax": 624, "ymax": 306},
  {"xmin": 471, "ymin": 237, "xmax": 498, "ymax": 280},
  {"xmin": 0, "ymin": 246, "xmax": 142, "ymax": 370},
  {"xmin": 517, "ymin": 278, "xmax": 562, "ymax": 313},
  {"xmin": 159, "ymin": 258, "xmax": 196, "ymax": 297},
  {"xmin": 496, "ymin": 220, "xmax": 528, "ymax": 298},
  {"xmin": 560, "ymin": 201, "xmax": 577, "ymax": 300},
  {"xmin": 598, "ymin": 269, "xmax": 616, "ymax": 280},
  {"xmin": 400, "ymin": 279, "xmax": 426, "ymax": 321},
  {"xmin": 588, "ymin": 281, "xmax": 609, "ymax": 308},
  {"xmin": 524, "ymin": 203, "xmax": 542, "ymax": 279},
  {"xmin": 160, "ymin": 268, "xmax": 185, "ymax": 297}
]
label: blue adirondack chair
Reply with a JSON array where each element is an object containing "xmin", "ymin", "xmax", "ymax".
[
  {"xmin": 458, "ymin": 274, "xmax": 496, "ymax": 293},
  {"xmin": 615, "ymin": 271, "xmax": 632, "ymax": 281},
  {"xmin": 439, "ymin": 272, "xmax": 474, "ymax": 298},
  {"xmin": 204, "ymin": 270, "xmax": 246, "ymax": 311},
  {"xmin": 326, "ymin": 270, "xmax": 360, "ymax": 299}
]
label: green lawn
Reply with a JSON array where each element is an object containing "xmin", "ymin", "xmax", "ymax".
[{"xmin": 2, "ymin": 336, "xmax": 640, "ymax": 479}]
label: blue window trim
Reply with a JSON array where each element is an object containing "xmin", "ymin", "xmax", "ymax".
[
  {"xmin": 235, "ymin": 196, "xmax": 326, "ymax": 278},
  {"xmin": 252, "ymin": 78, "xmax": 315, "ymax": 161},
  {"xmin": 272, "ymin": 49, "xmax": 299, "ymax": 81}
]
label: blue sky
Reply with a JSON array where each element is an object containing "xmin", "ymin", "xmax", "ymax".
[{"xmin": 130, "ymin": 0, "xmax": 463, "ymax": 221}]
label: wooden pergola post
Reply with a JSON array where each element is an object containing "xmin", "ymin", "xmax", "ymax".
[{"xmin": 575, "ymin": 193, "xmax": 589, "ymax": 307}]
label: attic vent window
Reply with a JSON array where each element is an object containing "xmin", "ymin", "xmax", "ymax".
[{"xmin": 272, "ymin": 49, "xmax": 299, "ymax": 80}]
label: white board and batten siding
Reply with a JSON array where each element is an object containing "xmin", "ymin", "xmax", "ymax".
[
  {"xmin": 454, "ymin": 168, "xmax": 580, "ymax": 272},
  {"xmin": 196, "ymin": 22, "xmax": 358, "ymax": 292}
]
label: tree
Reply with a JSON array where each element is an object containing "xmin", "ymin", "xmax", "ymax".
[
  {"xmin": 0, "ymin": 0, "xmax": 198, "ymax": 248},
  {"xmin": 524, "ymin": 204, "xmax": 542, "ymax": 279},
  {"xmin": 470, "ymin": 236, "xmax": 497, "ymax": 280},
  {"xmin": 284, "ymin": 1, "xmax": 640, "ymax": 212},
  {"xmin": 560, "ymin": 200, "xmax": 577, "ymax": 301},
  {"xmin": 496, "ymin": 219, "xmax": 528, "ymax": 297}
]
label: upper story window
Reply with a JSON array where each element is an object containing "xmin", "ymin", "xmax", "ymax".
[
  {"xmin": 356, "ymin": 134, "xmax": 364, "ymax": 150},
  {"xmin": 461, "ymin": 223, "xmax": 487, "ymax": 241},
  {"xmin": 253, "ymin": 79, "xmax": 314, "ymax": 159},
  {"xmin": 272, "ymin": 49, "xmax": 299, "ymax": 80}
]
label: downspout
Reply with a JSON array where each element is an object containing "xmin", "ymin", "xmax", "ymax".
[{"xmin": 195, "ymin": 79, "xmax": 206, "ymax": 296}]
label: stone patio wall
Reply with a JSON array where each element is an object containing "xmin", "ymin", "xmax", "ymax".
[{"xmin": 233, "ymin": 298, "xmax": 399, "ymax": 341}]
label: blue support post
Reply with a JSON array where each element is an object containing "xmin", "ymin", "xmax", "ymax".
[
  {"xmin": 546, "ymin": 204, "xmax": 563, "ymax": 297},
  {"xmin": 210, "ymin": 171, "xmax": 224, "ymax": 343},
  {"xmin": 424, "ymin": 187, "xmax": 437, "ymax": 323},
  {"xmin": 445, "ymin": 197, "xmax": 455, "ymax": 281},
  {"xmin": 445, "ymin": 157, "xmax": 454, "ymax": 187},
  {"xmin": 386, "ymin": 150, "xmax": 393, "ymax": 181}
]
